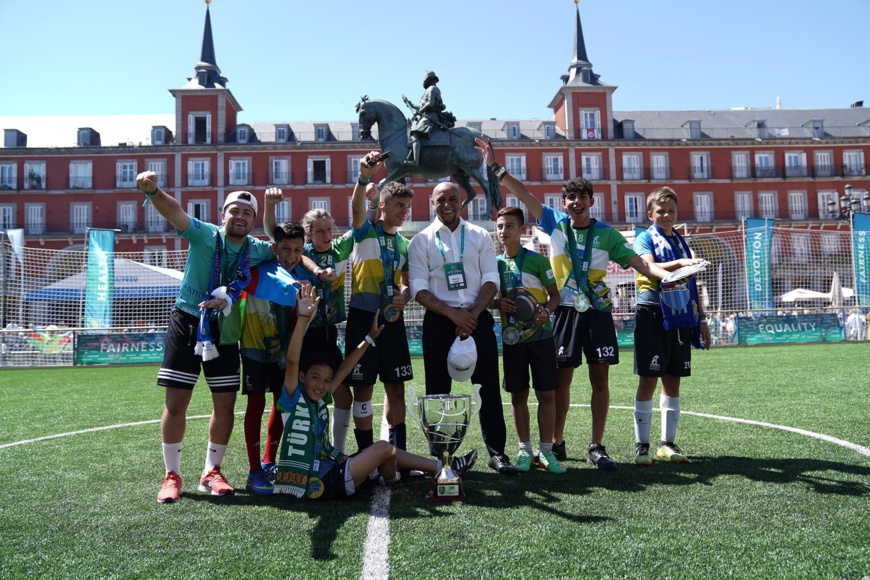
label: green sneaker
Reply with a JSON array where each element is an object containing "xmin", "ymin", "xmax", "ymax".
[
  {"xmin": 538, "ymin": 451, "xmax": 567, "ymax": 474},
  {"xmin": 635, "ymin": 443, "xmax": 652, "ymax": 466},
  {"xmin": 515, "ymin": 449, "xmax": 533, "ymax": 472},
  {"xmin": 656, "ymin": 441, "xmax": 688, "ymax": 463}
]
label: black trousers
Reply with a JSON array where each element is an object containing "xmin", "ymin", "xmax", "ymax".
[{"xmin": 422, "ymin": 308, "xmax": 507, "ymax": 458}]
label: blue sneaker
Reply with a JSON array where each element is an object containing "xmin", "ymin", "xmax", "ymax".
[
  {"xmin": 246, "ymin": 470, "xmax": 274, "ymax": 495},
  {"xmin": 261, "ymin": 461, "xmax": 278, "ymax": 482}
]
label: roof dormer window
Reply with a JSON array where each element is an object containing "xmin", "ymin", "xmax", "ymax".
[{"xmin": 315, "ymin": 124, "xmax": 328, "ymax": 142}]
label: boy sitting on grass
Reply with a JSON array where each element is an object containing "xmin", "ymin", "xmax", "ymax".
[{"xmin": 274, "ymin": 285, "xmax": 477, "ymax": 499}]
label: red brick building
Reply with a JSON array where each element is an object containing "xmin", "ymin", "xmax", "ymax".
[{"xmin": 1, "ymin": 3, "xmax": 868, "ymax": 264}]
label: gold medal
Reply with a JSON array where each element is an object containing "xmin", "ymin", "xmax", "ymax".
[
  {"xmin": 574, "ymin": 294, "xmax": 590, "ymax": 313},
  {"xmin": 306, "ymin": 476, "xmax": 324, "ymax": 499},
  {"xmin": 502, "ymin": 326, "xmax": 520, "ymax": 346},
  {"xmin": 383, "ymin": 304, "xmax": 400, "ymax": 323}
]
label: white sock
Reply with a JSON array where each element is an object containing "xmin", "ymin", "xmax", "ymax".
[
  {"xmin": 204, "ymin": 441, "xmax": 227, "ymax": 473},
  {"xmin": 538, "ymin": 442, "xmax": 553, "ymax": 455},
  {"xmin": 163, "ymin": 442, "xmax": 182, "ymax": 475},
  {"xmin": 519, "ymin": 441, "xmax": 533, "ymax": 454},
  {"xmin": 634, "ymin": 399, "xmax": 654, "ymax": 444},
  {"xmin": 332, "ymin": 407, "xmax": 352, "ymax": 454},
  {"xmin": 660, "ymin": 395, "xmax": 680, "ymax": 443}
]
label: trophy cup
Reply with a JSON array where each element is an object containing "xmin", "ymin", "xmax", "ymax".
[{"xmin": 407, "ymin": 385, "xmax": 481, "ymax": 502}]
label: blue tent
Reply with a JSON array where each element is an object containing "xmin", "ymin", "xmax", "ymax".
[{"xmin": 26, "ymin": 258, "xmax": 182, "ymax": 301}]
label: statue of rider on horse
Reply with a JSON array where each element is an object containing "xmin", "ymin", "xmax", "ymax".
[{"xmin": 402, "ymin": 71, "xmax": 457, "ymax": 168}]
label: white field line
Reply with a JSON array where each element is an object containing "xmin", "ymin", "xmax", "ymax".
[{"xmin": 360, "ymin": 415, "xmax": 392, "ymax": 580}]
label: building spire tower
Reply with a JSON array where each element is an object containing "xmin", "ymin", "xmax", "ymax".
[
  {"xmin": 549, "ymin": 0, "xmax": 616, "ymax": 140},
  {"xmin": 169, "ymin": 0, "xmax": 242, "ymax": 145}
]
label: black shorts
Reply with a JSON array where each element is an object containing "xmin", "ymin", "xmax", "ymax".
[
  {"xmin": 303, "ymin": 324, "xmax": 339, "ymax": 352},
  {"xmin": 552, "ymin": 306, "xmax": 619, "ymax": 368},
  {"xmin": 157, "ymin": 307, "xmax": 240, "ymax": 393},
  {"xmin": 502, "ymin": 338, "xmax": 558, "ymax": 393},
  {"xmin": 241, "ymin": 356, "xmax": 284, "ymax": 395},
  {"xmin": 315, "ymin": 455, "xmax": 373, "ymax": 500},
  {"xmin": 344, "ymin": 307, "xmax": 413, "ymax": 388},
  {"xmin": 633, "ymin": 304, "xmax": 692, "ymax": 378}
]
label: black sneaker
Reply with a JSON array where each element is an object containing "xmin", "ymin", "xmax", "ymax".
[
  {"xmin": 552, "ymin": 440, "xmax": 567, "ymax": 461},
  {"xmin": 487, "ymin": 454, "xmax": 519, "ymax": 476},
  {"xmin": 450, "ymin": 450, "xmax": 478, "ymax": 477},
  {"xmin": 586, "ymin": 443, "xmax": 617, "ymax": 471}
]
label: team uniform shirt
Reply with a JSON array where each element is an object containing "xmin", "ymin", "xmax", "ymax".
[
  {"xmin": 239, "ymin": 261, "xmax": 301, "ymax": 366},
  {"xmin": 634, "ymin": 229, "xmax": 684, "ymax": 306},
  {"xmin": 496, "ymin": 249, "xmax": 556, "ymax": 342},
  {"xmin": 305, "ymin": 232, "xmax": 354, "ymax": 327},
  {"xmin": 537, "ymin": 205, "xmax": 636, "ymax": 310},
  {"xmin": 349, "ymin": 220, "xmax": 409, "ymax": 313},
  {"xmin": 176, "ymin": 218, "xmax": 275, "ymax": 317}
]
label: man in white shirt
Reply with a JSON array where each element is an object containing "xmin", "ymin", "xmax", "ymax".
[{"xmin": 408, "ymin": 183, "xmax": 517, "ymax": 475}]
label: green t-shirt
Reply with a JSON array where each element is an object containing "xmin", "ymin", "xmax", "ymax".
[{"xmin": 497, "ymin": 249, "xmax": 555, "ymax": 343}]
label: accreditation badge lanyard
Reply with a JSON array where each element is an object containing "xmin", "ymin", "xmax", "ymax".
[
  {"xmin": 309, "ymin": 247, "xmax": 334, "ymax": 324},
  {"xmin": 436, "ymin": 225, "xmax": 467, "ymax": 291},
  {"xmin": 377, "ymin": 223, "xmax": 400, "ymax": 307},
  {"xmin": 564, "ymin": 219, "xmax": 596, "ymax": 311}
]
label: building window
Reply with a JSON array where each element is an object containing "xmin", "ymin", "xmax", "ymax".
[
  {"xmin": 0, "ymin": 204, "xmax": 15, "ymax": 230},
  {"xmin": 188, "ymin": 159, "xmax": 210, "ymax": 187},
  {"xmin": 0, "ymin": 163, "xmax": 17, "ymax": 190},
  {"xmin": 146, "ymin": 159, "xmax": 167, "ymax": 187},
  {"xmin": 188, "ymin": 113, "xmax": 211, "ymax": 145},
  {"xmin": 116, "ymin": 160, "xmax": 138, "ymax": 188},
  {"xmin": 276, "ymin": 125, "xmax": 289, "ymax": 143},
  {"xmin": 844, "ymin": 150, "xmax": 866, "ymax": 176},
  {"xmin": 590, "ymin": 193, "xmax": 605, "ymax": 221},
  {"xmin": 691, "ymin": 153, "xmax": 710, "ymax": 179},
  {"xmin": 625, "ymin": 193, "xmax": 645, "ymax": 223},
  {"xmin": 755, "ymin": 153, "xmax": 775, "ymax": 178},
  {"xmin": 309, "ymin": 198, "xmax": 330, "ymax": 213},
  {"xmin": 307, "ymin": 157, "xmax": 332, "ymax": 184},
  {"xmin": 735, "ymin": 192, "xmax": 753, "ymax": 220},
  {"xmin": 152, "ymin": 127, "xmax": 165, "ymax": 145},
  {"xmin": 506, "ymin": 123, "xmax": 520, "ymax": 139},
  {"xmin": 69, "ymin": 161, "xmax": 93, "ymax": 189},
  {"xmin": 315, "ymin": 124, "xmax": 328, "ymax": 142},
  {"xmin": 787, "ymin": 191, "xmax": 807, "ymax": 220},
  {"xmin": 785, "ymin": 152, "xmax": 807, "ymax": 178},
  {"xmin": 771, "ymin": 234, "xmax": 782, "ymax": 265},
  {"xmin": 71, "ymin": 202, "xmax": 92, "ymax": 234},
  {"xmin": 650, "ymin": 153, "xmax": 668, "ymax": 180},
  {"xmin": 228, "ymin": 159, "xmax": 250, "ymax": 186},
  {"xmin": 271, "ymin": 158, "xmax": 290, "ymax": 185},
  {"xmin": 275, "ymin": 200, "xmax": 291, "ymax": 225},
  {"xmin": 188, "ymin": 200, "xmax": 209, "ymax": 223},
  {"xmin": 145, "ymin": 203, "xmax": 165, "ymax": 233},
  {"xmin": 24, "ymin": 162, "xmax": 45, "ymax": 190},
  {"xmin": 814, "ymin": 151, "xmax": 834, "ymax": 177},
  {"xmin": 580, "ymin": 110, "xmax": 601, "ymax": 140},
  {"xmin": 810, "ymin": 120, "xmax": 825, "ymax": 138},
  {"xmin": 347, "ymin": 155, "xmax": 364, "ymax": 183},
  {"xmin": 237, "ymin": 127, "xmax": 249, "ymax": 144},
  {"xmin": 688, "ymin": 121, "xmax": 702, "ymax": 140},
  {"xmin": 693, "ymin": 193, "xmax": 712, "ymax": 222},
  {"xmin": 621, "ymin": 120, "xmax": 635, "ymax": 139},
  {"xmin": 505, "ymin": 195, "xmax": 527, "ymax": 220},
  {"xmin": 467, "ymin": 122, "xmax": 482, "ymax": 134},
  {"xmin": 758, "ymin": 192, "xmax": 777, "ymax": 219},
  {"xmin": 622, "ymin": 154, "xmax": 642, "ymax": 180},
  {"xmin": 817, "ymin": 190, "xmax": 837, "ymax": 219},
  {"xmin": 581, "ymin": 154, "xmax": 601, "ymax": 180},
  {"xmin": 792, "ymin": 234, "xmax": 811, "ymax": 263},
  {"xmin": 118, "ymin": 202, "xmax": 137, "ymax": 232},
  {"xmin": 543, "ymin": 123, "xmax": 555, "ymax": 139},
  {"xmin": 25, "ymin": 203, "xmax": 44, "ymax": 235},
  {"xmin": 466, "ymin": 197, "xmax": 488, "ymax": 221},
  {"xmin": 543, "ymin": 154, "xmax": 563, "ymax": 181},
  {"xmin": 505, "ymin": 155, "xmax": 526, "ymax": 181},
  {"xmin": 544, "ymin": 194, "xmax": 562, "ymax": 213},
  {"xmin": 144, "ymin": 246, "xmax": 167, "ymax": 268},
  {"xmin": 732, "ymin": 152, "xmax": 750, "ymax": 179},
  {"xmin": 350, "ymin": 123, "xmax": 361, "ymax": 142},
  {"xmin": 820, "ymin": 233, "xmax": 839, "ymax": 255}
]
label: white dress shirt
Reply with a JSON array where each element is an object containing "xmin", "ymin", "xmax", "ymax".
[{"xmin": 409, "ymin": 217, "xmax": 500, "ymax": 309}]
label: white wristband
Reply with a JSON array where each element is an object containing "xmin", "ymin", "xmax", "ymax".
[{"xmin": 365, "ymin": 334, "xmax": 376, "ymax": 347}]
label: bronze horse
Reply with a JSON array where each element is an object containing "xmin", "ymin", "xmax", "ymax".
[{"xmin": 355, "ymin": 96, "xmax": 503, "ymax": 218}]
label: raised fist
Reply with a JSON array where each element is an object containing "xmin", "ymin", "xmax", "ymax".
[
  {"xmin": 264, "ymin": 187, "xmax": 284, "ymax": 206},
  {"xmin": 136, "ymin": 171, "xmax": 159, "ymax": 193}
]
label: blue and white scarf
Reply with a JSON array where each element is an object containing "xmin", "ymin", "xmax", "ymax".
[
  {"xmin": 194, "ymin": 235, "xmax": 251, "ymax": 361},
  {"xmin": 647, "ymin": 225, "xmax": 702, "ymax": 349}
]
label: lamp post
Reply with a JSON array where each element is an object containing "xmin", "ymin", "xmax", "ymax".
[{"xmin": 827, "ymin": 184, "xmax": 870, "ymax": 219}]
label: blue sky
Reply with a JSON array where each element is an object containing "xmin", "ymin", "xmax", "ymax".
[{"xmin": 1, "ymin": 0, "xmax": 868, "ymax": 122}]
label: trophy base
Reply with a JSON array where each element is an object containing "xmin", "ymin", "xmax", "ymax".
[{"xmin": 428, "ymin": 479, "xmax": 466, "ymax": 502}]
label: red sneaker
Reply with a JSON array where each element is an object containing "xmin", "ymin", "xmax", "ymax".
[
  {"xmin": 157, "ymin": 471, "xmax": 182, "ymax": 503},
  {"xmin": 198, "ymin": 467, "xmax": 234, "ymax": 496}
]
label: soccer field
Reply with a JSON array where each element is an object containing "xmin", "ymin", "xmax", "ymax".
[{"xmin": 1, "ymin": 343, "xmax": 868, "ymax": 579}]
